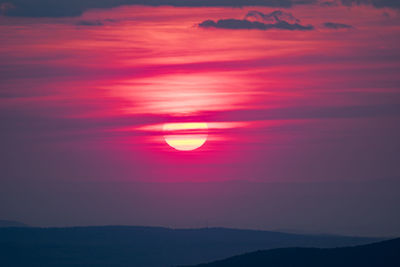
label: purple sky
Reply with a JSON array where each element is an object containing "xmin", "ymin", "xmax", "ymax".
[{"xmin": 1, "ymin": 0, "xmax": 400, "ymax": 236}]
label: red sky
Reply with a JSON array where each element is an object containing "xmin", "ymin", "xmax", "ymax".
[{"xmin": 1, "ymin": 1, "xmax": 400, "ymax": 236}]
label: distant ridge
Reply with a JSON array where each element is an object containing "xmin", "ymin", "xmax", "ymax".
[
  {"xmin": 0, "ymin": 220, "xmax": 28, "ymax": 227},
  {"xmin": 182, "ymin": 238, "xmax": 400, "ymax": 267},
  {"xmin": 0, "ymin": 226, "xmax": 382, "ymax": 267}
]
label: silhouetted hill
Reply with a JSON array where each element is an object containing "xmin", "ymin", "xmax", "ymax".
[
  {"xmin": 0, "ymin": 226, "xmax": 381, "ymax": 267},
  {"xmin": 0, "ymin": 220, "xmax": 28, "ymax": 227},
  {"xmin": 182, "ymin": 238, "xmax": 400, "ymax": 267}
]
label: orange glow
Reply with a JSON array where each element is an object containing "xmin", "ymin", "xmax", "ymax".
[{"xmin": 163, "ymin": 122, "xmax": 208, "ymax": 151}]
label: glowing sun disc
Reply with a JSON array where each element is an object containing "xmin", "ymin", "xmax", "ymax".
[{"xmin": 163, "ymin": 122, "xmax": 208, "ymax": 151}]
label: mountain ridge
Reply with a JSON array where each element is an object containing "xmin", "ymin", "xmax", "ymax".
[
  {"xmin": 0, "ymin": 220, "xmax": 28, "ymax": 227},
  {"xmin": 0, "ymin": 225, "xmax": 382, "ymax": 267},
  {"xmin": 181, "ymin": 238, "xmax": 400, "ymax": 267}
]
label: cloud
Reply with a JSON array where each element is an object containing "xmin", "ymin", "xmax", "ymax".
[
  {"xmin": 199, "ymin": 19, "xmax": 314, "ymax": 30},
  {"xmin": 323, "ymin": 22, "xmax": 353, "ymax": 29},
  {"xmin": 341, "ymin": 0, "xmax": 400, "ymax": 9},
  {"xmin": 199, "ymin": 10, "xmax": 314, "ymax": 31},
  {"xmin": 75, "ymin": 20, "xmax": 104, "ymax": 26},
  {"xmin": 1, "ymin": 0, "xmax": 315, "ymax": 17},
  {"xmin": 244, "ymin": 10, "xmax": 300, "ymax": 24},
  {"xmin": 1, "ymin": 0, "xmax": 399, "ymax": 18},
  {"xmin": 320, "ymin": 1, "xmax": 339, "ymax": 7},
  {"xmin": 0, "ymin": 2, "xmax": 14, "ymax": 15},
  {"xmin": 206, "ymin": 104, "xmax": 400, "ymax": 122}
]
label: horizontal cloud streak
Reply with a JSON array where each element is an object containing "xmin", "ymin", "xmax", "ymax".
[
  {"xmin": 323, "ymin": 22, "xmax": 353, "ymax": 29},
  {"xmin": 2, "ymin": 0, "xmax": 400, "ymax": 18},
  {"xmin": 3, "ymin": 0, "xmax": 313, "ymax": 17},
  {"xmin": 208, "ymin": 104, "xmax": 400, "ymax": 123},
  {"xmin": 3, "ymin": 104, "xmax": 399, "ymax": 141},
  {"xmin": 342, "ymin": 0, "xmax": 400, "ymax": 9},
  {"xmin": 75, "ymin": 20, "xmax": 104, "ymax": 26},
  {"xmin": 199, "ymin": 19, "xmax": 314, "ymax": 30}
]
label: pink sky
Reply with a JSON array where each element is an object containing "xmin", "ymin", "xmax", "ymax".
[{"xmin": 1, "ymin": 2, "xmax": 400, "ymax": 236}]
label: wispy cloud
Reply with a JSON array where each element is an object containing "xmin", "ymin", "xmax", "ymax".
[
  {"xmin": 75, "ymin": 20, "xmax": 104, "ymax": 26},
  {"xmin": 323, "ymin": 22, "xmax": 353, "ymax": 29},
  {"xmin": 341, "ymin": 0, "xmax": 400, "ymax": 9},
  {"xmin": 320, "ymin": 1, "xmax": 339, "ymax": 7}
]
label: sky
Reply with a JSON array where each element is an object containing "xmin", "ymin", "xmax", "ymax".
[{"xmin": 1, "ymin": 0, "xmax": 400, "ymax": 237}]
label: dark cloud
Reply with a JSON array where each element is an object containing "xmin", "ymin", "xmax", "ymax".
[
  {"xmin": 320, "ymin": 1, "xmax": 338, "ymax": 7},
  {"xmin": 323, "ymin": 22, "xmax": 353, "ymax": 29},
  {"xmin": 244, "ymin": 10, "xmax": 300, "ymax": 24},
  {"xmin": 200, "ymin": 19, "xmax": 268, "ymax": 30},
  {"xmin": 75, "ymin": 20, "xmax": 104, "ymax": 26},
  {"xmin": 1, "ymin": 0, "xmax": 399, "ymax": 18},
  {"xmin": 199, "ymin": 19, "xmax": 314, "ymax": 30},
  {"xmin": 341, "ymin": 0, "xmax": 400, "ymax": 9},
  {"xmin": 1, "ymin": 0, "xmax": 314, "ymax": 17},
  {"xmin": 0, "ymin": 2, "xmax": 14, "ymax": 15},
  {"xmin": 199, "ymin": 10, "xmax": 314, "ymax": 31}
]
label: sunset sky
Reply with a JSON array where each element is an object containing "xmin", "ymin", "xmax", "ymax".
[{"xmin": 1, "ymin": 0, "xmax": 400, "ymax": 237}]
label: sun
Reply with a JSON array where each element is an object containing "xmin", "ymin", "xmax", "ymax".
[{"xmin": 163, "ymin": 122, "xmax": 208, "ymax": 151}]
